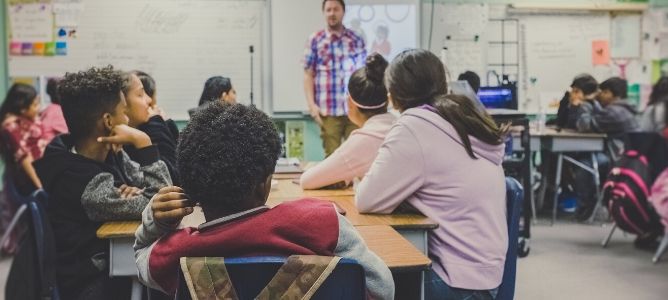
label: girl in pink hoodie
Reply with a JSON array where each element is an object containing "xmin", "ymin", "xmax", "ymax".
[
  {"xmin": 300, "ymin": 53, "xmax": 397, "ymax": 189},
  {"xmin": 356, "ymin": 49, "xmax": 509, "ymax": 299}
]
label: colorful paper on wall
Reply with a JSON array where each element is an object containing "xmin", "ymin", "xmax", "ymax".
[
  {"xmin": 9, "ymin": 42, "xmax": 22, "ymax": 55},
  {"xmin": 45, "ymin": 42, "xmax": 56, "ymax": 56},
  {"xmin": 21, "ymin": 43, "xmax": 33, "ymax": 55},
  {"xmin": 55, "ymin": 42, "xmax": 68, "ymax": 55},
  {"xmin": 592, "ymin": 40, "xmax": 610, "ymax": 65},
  {"xmin": 32, "ymin": 42, "xmax": 45, "ymax": 55}
]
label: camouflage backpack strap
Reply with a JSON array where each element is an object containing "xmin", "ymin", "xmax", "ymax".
[
  {"xmin": 256, "ymin": 255, "xmax": 341, "ymax": 300},
  {"xmin": 180, "ymin": 257, "xmax": 239, "ymax": 300}
]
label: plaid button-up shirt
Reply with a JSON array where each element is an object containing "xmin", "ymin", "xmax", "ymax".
[{"xmin": 304, "ymin": 27, "xmax": 366, "ymax": 116}]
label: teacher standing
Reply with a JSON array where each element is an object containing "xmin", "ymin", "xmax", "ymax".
[{"xmin": 304, "ymin": 0, "xmax": 367, "ymax": 157}]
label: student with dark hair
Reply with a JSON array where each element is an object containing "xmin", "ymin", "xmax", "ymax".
[
  {"xmin": 571, "ymin": 77, "xmax": 639, "ymax": 221},
  {"xmin": 577, "ymin": 77, "xmax": 638, "ymax": 135},
  {"xmin": 554, "ymin": 74, "xmax": 599, "ymax": 129},
  {"xmin": 355, "ymin": 49, "xmax": 508, "ymax": 299},
  {"xmin": 640, "ymin": 76, "xmax": 668, "ymax": 133},
  {"xmin": 301, "ymin": 53, "xmax": 396, "ymax": 189},
  {"xmin": 41, "ymin": 77, "xmax": 68, "ymax": 142},
  {"xmin": 457, "ymin": 70, "xmax": 481, "ymax": 93},
  {"xmin": 0, "ymin": 83, "xmax": 46, "ymax": 194},
  {"xmin": 188, "ymin": 76, "xmax": 236, "ymax": 117},
  {"xmin": 33, "ymin": 66, "xmax": 171, "ymax": 300},
  {"xmin": 123, "ymin": 71, "xmax": 180, "ymax": 184},
  {"xmin": 134, "ymin": 102, "xmax": 394, "ymax": 299}
]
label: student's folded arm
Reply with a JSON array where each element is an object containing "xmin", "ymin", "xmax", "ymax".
[
  {"xmin": 333, "ymin": 213, "xmax": 394, "ymax": 300},
  {"xmin": 80, "ymin": 173, "xmax": 152, "ymax": 221},
  {"xmin": 355, "ymin": 124, "xmax": 424, "ymax": 214},
  {"xmin": 575, "ymin": 102, "xmax": 598, "ymax": 133},
  {"xmin": 120, "ymin": 148, "xmax": 172, "ymax": 194},
  {"xmin": 134, "ymin": 199, "xmax": 179, "ymax": 292},
  {"xmin": 300, "ymin": 138, "xmax": 359, "ymax": 189}
]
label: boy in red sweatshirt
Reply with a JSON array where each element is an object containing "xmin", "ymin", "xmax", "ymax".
[{"xmin": 134, "ymin": 102, "xmax": 394, "ymax": 299}]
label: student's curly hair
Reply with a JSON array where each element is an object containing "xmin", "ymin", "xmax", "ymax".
[
  {"xmin": 177, "ymin": 102, "xmax": 282, "ymax": 211},
  {"xmin": 59, "ymin": 66, "xmax": 124, "ymax": 141}
]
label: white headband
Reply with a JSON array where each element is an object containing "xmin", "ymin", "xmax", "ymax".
[{"xmin": 350, "ymin": 97, "xmax": 387, "ymax": 109}]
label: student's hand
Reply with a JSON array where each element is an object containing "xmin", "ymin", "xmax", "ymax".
[
  {"xmin": 309, "ymin": 105, "xmax": 323, "ymax": 126},
  {"xmin": 569, "ymin": 97, "xmax": 583, "ymax": 107},
  {"xmin": 151, "ymin": 186, "xmax": 195, "ymax": 224},
  {"xmin": 148, "ymin": 105, "xmax": 167, "ymax": 120},
  {"xmin": 97, "ymin": 124, "xmax": 152, "ymax": 149},
  {"xmin": 118, "ymin": 184, "xmax": 143, "ymax": 199}
]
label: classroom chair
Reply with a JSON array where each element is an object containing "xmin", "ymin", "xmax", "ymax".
[
  {"xmin": 0, "ymin": 171, "xmax": 34, "ymax": 253},
  {"xmin": 4, "ymin": 188, "xmax": 60, "ymax": 300},
  {"xmin": 496, "ymin": 177, "xmax": 524, "ymax": 300},
  {"xmin": 654, "ymin": 233, "xmax": 668, "ymax": 264},
  {"xmin": 175, "ymin": 256, "xmax": 365, "ymax": 300}
]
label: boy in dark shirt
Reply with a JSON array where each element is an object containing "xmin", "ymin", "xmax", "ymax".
[{"xmin": 33, "ymin": 66, "xmax": 171, "ymax": 299}]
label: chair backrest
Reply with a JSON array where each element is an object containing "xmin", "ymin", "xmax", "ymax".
[
  {"xmin": 28, "ymin": 191, "xmax": 59, "ymax": 300},
  {"xmin": 175, "ymin": 256, "xmax": 365, "ymax": 300},
  {"xmin": 4, "ymin": 189, "xmax": 59, "ymax": 300},
  {"xmin": 496, "ymin": 177, "xmax": 524, "ymax": 300},
  {"xmin": 621, "ymin": 132, "xmax": 668, "ymax": 182}
]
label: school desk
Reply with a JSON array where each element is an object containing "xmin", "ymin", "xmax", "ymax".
[
  {"xmin": 267, "ymin": 179, "xmax": 355, "ymax": 200},
  {"xmin": 531, "ymin": 128, "xmax": 607, "ymax": 224},
  {"xmin": 97, "ymin": 222, "xmax": 430, "ymax": 300},
  {"xmin": 268, "ymin": 195, "xmax": 437, "ymax": 255}
]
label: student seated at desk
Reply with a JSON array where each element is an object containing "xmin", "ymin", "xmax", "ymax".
[
  {"xmin": 0, "ymin": 83, "xmax": 46, "ymax": 195},
  {"xmin": 639, "ymin": 76, "xmax": 668, "ymax": 134},
  {"xmin": 134, "ymin": 102, "xmax": 394, "ymax": 299},
  {"xmin": 574, "ymin": 77, "xmax": 639, "ymax": 136},
  {"xmin": 123, "ymin": 71, "xmax": 180, "ymax": 184},
  {"xmin": 570, "ymin": 77, "xmax": 639, "ymax": 221},
  {"xmin": 553, "ymin": 74, "xmax": 599, "ymax": 129},
  {"xmin": 354, "ymin": 49, "xmax": 508, "ymax": 300},
  {"xmin": 41, "ymin": 77, "xmax": 68, "ymax": 143},
  {"xmin": 33, "ymin": 66, "xmax": 172, "ymax": 300},
  {"xmin": 187, "ymin": 76, "xmax": 236, "ymax": 117},
  {"xmin": 300, "ymin": 53, "xmax": 396, "ymax": 189}
]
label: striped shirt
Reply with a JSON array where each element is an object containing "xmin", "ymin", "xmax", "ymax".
[{"xmin": 304, "ymin": 27, "xmax": 366, "ymax": 116}]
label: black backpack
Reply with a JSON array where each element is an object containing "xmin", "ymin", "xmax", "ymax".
[{"xmin": 602, "ymin": 150, "xmax": 663, "ymax": 235}]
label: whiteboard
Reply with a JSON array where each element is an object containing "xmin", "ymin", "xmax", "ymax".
[
  {"xmin": 8, "ymin": 0, "xmax": 265, "ymax": 121},
  {"xmin": 271, "ymin": 0, "xmax": 419, "ymax": 113},
  {"xmin": 520, "ymin": 14, "xmax": 613, "ymax": 113}
]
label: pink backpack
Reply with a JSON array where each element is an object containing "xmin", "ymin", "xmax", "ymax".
[{"xmin": 650, "ymin": 167, "xmax": 668, "ymax": 228}]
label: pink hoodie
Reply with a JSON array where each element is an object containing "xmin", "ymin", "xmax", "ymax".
[
  {"xmin": 300, "ymin": 113, "xmax": 396, "ymax": 189},
  {"xmin": 40, "ymin": 103, "xmax": 68, "ymax": 142},
  {"xmin": 356, "ymin": 107, "xmax": 508, "ymax": 290}
]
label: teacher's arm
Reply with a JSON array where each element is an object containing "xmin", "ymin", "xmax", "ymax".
[{"xmin": 304, "ymin": 69, "xmax": 322, "ymax": 125}]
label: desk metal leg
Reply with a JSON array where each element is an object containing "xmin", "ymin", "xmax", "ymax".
[
  {"xmin": 588, "ymin": 153, "xmax": 603, "ymax": 223},
  {"xmin": 552, "ymin": 154, "xmax": 563, "ymax": 225},
  {"xmin": 131, "ymin": 278, "xmax": 143, "ymax": 300},
  {"xmin": 530, "ymin": 155, "xmax": 538, "ymax": 225}
]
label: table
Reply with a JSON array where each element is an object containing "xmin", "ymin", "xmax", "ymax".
[
  {"xmin": 269, "ymin": 196, "xmax": 438, "ymax": 254},
  {"xmin": 97, "ymin": 222, "xmax": 430, "ymax": 300},
  {"xmin": 534, "ymin": 128, "xmax": 607, "ymax": 224},
  {"xmin": 268, "ymin": 179, "xmax": 355, "ymax": 200}
]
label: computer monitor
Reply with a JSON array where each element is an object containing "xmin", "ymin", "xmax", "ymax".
[{"xmin": 477, "ymin": 85, "xmax": 518, "ymax": 110}]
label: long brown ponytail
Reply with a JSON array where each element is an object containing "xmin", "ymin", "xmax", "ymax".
[{"xmin": 385, "ymin": 49, "xmax": 508, "ymax": 159}]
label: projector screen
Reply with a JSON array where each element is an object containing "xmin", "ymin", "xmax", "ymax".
[{"xmin": 343, "ymin": 2, "xmax": 419, "ymax": 61}]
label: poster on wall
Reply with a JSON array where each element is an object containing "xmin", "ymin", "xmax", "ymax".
[{"xmin": 9, "ymin": 3, "xmax": 54, "ymax": 43}]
